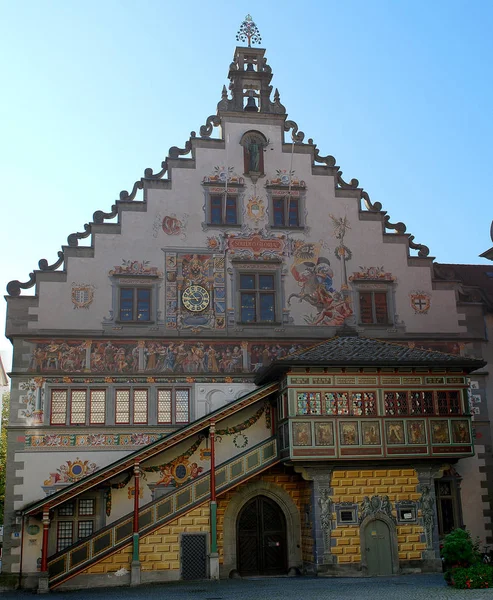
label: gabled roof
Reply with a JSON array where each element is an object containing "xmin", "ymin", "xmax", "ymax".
[
  {"xmin": 23, "ymin": 381, "xmax": 278, "ymax": 516},
  {"xmin": 255, "ymin": 335, "xmax": 485, "ymax": 385},
  {"xmin": 435, "ymin": 263, "xmax": 493, "ymax": 310}
]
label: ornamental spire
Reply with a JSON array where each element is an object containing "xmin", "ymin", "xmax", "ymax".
[{"xmin": 236, "ymin": 14, "xmax": 262, "ymax": 47}]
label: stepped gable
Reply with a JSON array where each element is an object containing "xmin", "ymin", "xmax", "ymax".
[
  {"xmin": 5, "ymin": 16, "xmax": 433, "ymax": 299},
  {"xmin": 255, "ymin": 335, "xmax": 485, "ymax": 384}
]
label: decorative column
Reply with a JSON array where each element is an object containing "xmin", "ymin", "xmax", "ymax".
[
  {"xmin": 416, "ymin": 466, "xmax": 442, "ymax": 565},
  {"xmin": 38, "ymin": 510, "xmax": 50, "ymax": 593},
  {"xmin": 209, "ymin": 422, "xmax": 219, "ymax": 579},
  {"xmin": 297, "ymin": 467, "xmax": 334, "ymax": 572},
  {"xmin": 33, "ymin": 377, "xmax": 45, "ymax": 424},
  {"xmin": 130, "ymin": 463, "xmax": 141, "ymax": 586}
]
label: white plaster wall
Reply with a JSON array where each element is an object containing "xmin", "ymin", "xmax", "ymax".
[
  {"xmin": 15, "ymin": 450, "xmax": 130, "ymax": 508},
  {"xmin": 29, "ymin": 117, "xmax": 462, "ymax": 336},
  {"xmin": 195, "ymin": 383, "xmax": 256, "ymax": 418}
]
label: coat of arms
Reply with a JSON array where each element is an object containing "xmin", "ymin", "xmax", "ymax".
[
  {"xmin": 71, "ymin": 283, "xmax": 95, "ymax": 310},
  {"xmin": 410, "ymin": 291, "xmax": 431, "ymax": 314},
  {"xmin": 246, "ymin": 196, "xmax": 266, "ymax": 223}
]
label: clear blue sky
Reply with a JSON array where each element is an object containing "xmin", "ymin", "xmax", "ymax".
[{"xmin": 1, "ymin": 0, "xmax": 492, "ymax": 367}]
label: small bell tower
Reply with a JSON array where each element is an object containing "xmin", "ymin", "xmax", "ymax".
[{"xmin": 217, "ymin": 15, "xmax": 285, "ymax": 115}]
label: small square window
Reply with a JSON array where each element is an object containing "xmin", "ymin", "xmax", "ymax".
[
  {"xmin": 78, "ymin": 520, "xmax": 94, "ymax": 539},
  {"xmin": 209, "ymin": 194, "xmax": 238, "ymax": 225},
  {"xmin": 58, "ymin": 502, "xmax": 75, "ymax": 517},
  {"xmin": 335, "ymin": 503, "xmax": 358, "ymax": 525},
  {"xmin": 340, "ymin": 510, "xmax": 354, "ymax": 522},
  {"xmin": 78, "ymin": 499, "xmax": 95, "ymax": 516}
]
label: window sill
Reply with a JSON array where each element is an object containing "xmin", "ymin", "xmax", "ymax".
[
  {"xmin": 237, "ymin": 321, "xmax": 283, "ymax": 326},
  {"xmin": 206, "ymin": 223, "xmax": 242, "ymax": 228},
  {"xmin": 268, "ymin": 225, "xmax": 305, "ymax": 231},
  {"xmin": 358, "ymin": 322, "xmax": 393, "ymax": 327},
  {"xmin": 115, "ymin": 320, "xmax": 155, "ymax": 325}
]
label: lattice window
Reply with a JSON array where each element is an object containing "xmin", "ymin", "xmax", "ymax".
[
  {"xmin": 50, "ymin": 390, "xmax": 68, "ymax": 425},
  {"xmin": 336, "ymin": 392, "xmax": 349, "ymax": 415},
  {"xmin": 352, "ymin": 392, "xmax": 377, "ymax": 416},
  {"xmin": 90, "ymin": 390, "xmax": 106, "ymax": 424},
  {"xmin": 58, "ymin": 502, "xmax": 74, "ymax": 516},
  {"xmin": 384, "ymin": 391, "xmax": 409, "ymax": 416},
  {"xmin": 297, "ymin": 392, "xmax": 321, "ymax": 415},
  {"xmin": 78, "ymin": 499, "xmax": 95, "ymax": 516},
  {"xmin": 437, "ymin": 391, "xmax": 461, "ymax": 415},
  {"xmin": 157, "ymin": 389, "xmax": 172, "ymax": 423},
  {"xmin": 57, "ymin": 521, "xmax": 74, "ymax": 552},
  {"xmin": 324, "ymin": 392, "xmax": 336, "ymax": 415},
  {"xmin": 77, "ymin": 520, "xmax": 94, "ymax": 539},
  {"xmin": 70, "ymin": 390, "xmax": 87, "ymax": 424},
  {"xmin": 133, "ymin": 389, "xmax": 148, "ymax": 424},
  {"xmin": 115, "ymin": 389, "xmax": 130, "ymax": 424},
  {"xmin": 410, "ymin": 391, "xmax": 434, "ymax": 415},
  {"xmin": 175, "ymin": 389, "xmax": 190, "ymax": 423}
]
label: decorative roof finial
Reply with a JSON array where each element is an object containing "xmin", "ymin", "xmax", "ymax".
[{"xmin": 236, "ymin": 14, "xmax": 262, "ymax": 47}]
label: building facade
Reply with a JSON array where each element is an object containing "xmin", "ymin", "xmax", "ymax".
[{"xmin": 3, "ymin": 17, "xmax": 491, "ymax": 590}]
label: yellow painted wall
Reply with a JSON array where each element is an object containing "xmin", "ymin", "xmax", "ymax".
[
  {"xmin": 331, "ymin": 468, "xmax": 426, "ymax": 564},
  {"xmin": 84, "ymin": 505, "xmax": 210, "ymax": 575}
]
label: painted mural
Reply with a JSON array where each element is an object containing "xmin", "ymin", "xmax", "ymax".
[
  {"xmin": 26, "ymin": 431, "xmax": 167, "ymax": 450},
  {"xmin": 202, "ymin": 165, "xmax": 244, "ymax": 184},
  {"xmin": 27, "ymin": 340, "xmax": 312, "ymax": 374},
  {"xmin": 288, "ymin": 241, "xmax": 353, "ymax": 326},
  {"xmin": 266, "ymin": 169, "xmax": 305, "ymax": 187},
  {"xmin": 109, "ymin": 259, "xmax": 162, "ymax": 277},
  {"xmin": 152, "ymin": 213, "xmax": 189, "ymax": 239},
  {"xmin": 42, "ymin": 457, "xmax": 99, "ymax": 495}
]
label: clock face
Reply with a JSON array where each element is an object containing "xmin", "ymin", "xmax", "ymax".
[{"xmin": 182, "ymin": 285, "xmax": 210, "ymax": 312}]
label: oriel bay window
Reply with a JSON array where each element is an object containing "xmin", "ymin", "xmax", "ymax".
[
  {"xmin": 384, "ymin": 390, "xmax": 462, "ymax": 416},
  {"xmin": 119, "ymin": 287, "xmax": 151, "ymax": 322},
  {"xmin": 239, "ymin": 273, "xmax": 276, "ymax": 323}
]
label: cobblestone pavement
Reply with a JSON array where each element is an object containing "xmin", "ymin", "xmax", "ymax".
[{"xmin": 2, "ymin": 575, "xmax": 493, "ymax": 599}]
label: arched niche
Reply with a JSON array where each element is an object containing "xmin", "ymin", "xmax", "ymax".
[{"xmin": 239, "ymin": 130, "xmax": 268, "ymax": 177}]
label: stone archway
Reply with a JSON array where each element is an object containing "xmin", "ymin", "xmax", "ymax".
[
  {"xmin": 221, "ymin": 480, "xmax": 302, "ymax": 578},
  {"xmin": 359, "ymin": 513, "xmax": 400, "ymax": 576}
]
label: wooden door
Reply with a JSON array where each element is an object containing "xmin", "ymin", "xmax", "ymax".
[
  {"xmin": 364, "ymin": 519, "xmax": 393, "ymax": 576},
  {"xmin": 237, "ymin": 495, "xmax": 287, "ymax": 576}
]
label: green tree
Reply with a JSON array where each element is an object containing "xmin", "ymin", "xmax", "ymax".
[{"xmin": 0, "ymin": 392, "xmax": 10, "ymax": 524}]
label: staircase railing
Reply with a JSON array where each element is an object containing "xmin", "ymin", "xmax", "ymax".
[{"xmin": 48, "ymin": 435, "xmax": 278, "ymax": 587}]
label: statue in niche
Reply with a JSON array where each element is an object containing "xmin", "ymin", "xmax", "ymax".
[
  {"xmin": 240, "ymin": 131, "xmax": 267, "ymax": 178},
  {"xmin": 248, "ymin": 139, "xmax": 260, "ymax": 172}
]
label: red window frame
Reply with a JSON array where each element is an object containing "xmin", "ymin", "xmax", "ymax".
[
  {"xmin": 133, "ymin": 389, "xmax": 148, "ymax": 424},
  {"xmin": 69, "ymin": 389, "xmax": 87, "ymax": 425},
  {"xmin": 115, "ymin": 389, "xmax": 131, "ymax": 424},
  {"xmin": 437, "ymin": 390, "xmax": 461, "ymax": 415},
  {"xmin": 89, "ymin": 389, "xmax": 106, "ymax": 425},
  {"xmin": 175, "ymin": 389, "xmax": 190, "ymax": 424},
  {"xmin": 50, "ymin": 389, "xmax": 68, "ymax": 425}
]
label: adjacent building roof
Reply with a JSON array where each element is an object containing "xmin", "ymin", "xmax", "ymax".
[
  {"xmin": 435, "ymin": 263, "xmax": 493, "ymax": 310},
  {"xmin": 255, "ymin": 335, "xmax": 485, "ymax": 385}
]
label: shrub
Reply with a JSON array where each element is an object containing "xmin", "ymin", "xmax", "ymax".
[
  {"xmin": 451, "ymin": 563, "xmax": 493, "ymax": 589},
  {"xmin": 441, "ymin": 529, "xmax": 478, "ymax": 569}
]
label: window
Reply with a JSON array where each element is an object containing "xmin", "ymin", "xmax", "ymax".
[
  {"xmin": 78, "ymin": 499, "xmax": 95, "ymax": 516},
  {"xmin": 273, "ymin": 195, "xmax": 299, "ymax": 227},
  {"xmin": 239, "ymin": 273, "xmax": 276, "ymax": 323},
  {"xmin": 115, "ymin": 388, "xmax": 149, "ymax": 424},
  {"xmin": 157, "ymin": 388, "xmax": 190, "ymax": 424},
  {"xmin": 51, "ymin": 390, "xmax": 68, "ymax": 425},
  {"xmin": 324, "ymin": 391, "xmax": 377, "ymax": 416},
  {"xmin": 210, "ymin": 194, "xmax": 238, "ymax": 225},
  {"xmin": 437, "ymin": 391, "xmax": 461, "ymax": 415},
  {"xmin": 57, "ymin": 522, "xmax": 74, "ymax": 552},
  {"xmin": 436, "ymin": 471, "xmax": 462, "ymax": 536},
  {"xmin": 78, "ymin": 521, "xmax": 94, "ymax": 539},
  {"xmin": 384, "ymin": 390, "xmax": 459, "ymax": 416},
  {"xmin": 89, "ymin": 390, "xmax": 106, "ymax": 424},
  {"xmin": 70, "ymin": 390, "xmax": 86, "ymax": 425},
  {"xmin": 119, "ymin": 287, "xmax": 151, "ymax": 322},
  {"xmin": 359, "ymin": 291, "xmax": 389, "ymax": 324},
  {"xmin": 58, "ymin": 502, "xmax": 75, "ymax": 517},
  {"xmin": 335, "ymin": 503, "xmax": 359, "ymax": 525},
  {"xmin": 50, "ymin": 389, "xmax": 107, "ymax": 425}
]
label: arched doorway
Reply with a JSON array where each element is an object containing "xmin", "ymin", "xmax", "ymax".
[
  {"xmin": 237, "ymin": 495, "xmax": 288, "ymax": 576},
  {"xmin": 362, "ymin": 519, "xmax": 393, "ymax": 576}
]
